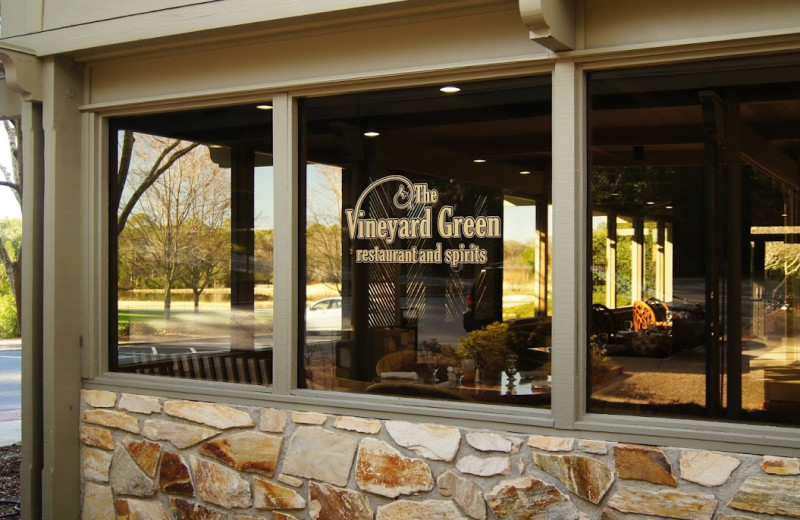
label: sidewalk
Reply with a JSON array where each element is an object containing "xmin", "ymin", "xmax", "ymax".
[{"xmin": 0, "ymin": 338, "xmax": 20, "ymax": 350}]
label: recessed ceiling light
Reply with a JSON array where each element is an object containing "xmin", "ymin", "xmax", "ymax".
[
  {"xmin": 519, "ymin": 170, "xmax": 531, "ymax": 175},
  {"xmin": 646, "ymin": 201, "xmax": 655, "ymax": 205},
  {"xmin": 256, "ymin": 104, "xmax": 273, "ymax": 110},
  {"xmin": 666, "ymin": 205, "xmax": 673, "ymax": 209},
  {"xmin": 363, "ymin": 131, "xmax": 380, "ymax": 138},
  {"xmin": 473, "ymin": 159, "xmax": 486, "ymax": 163},
  {"xmin": 208, "ymin": 144, "xmax": 223, "ymax": 149},
  {"xmin": 440, "ymin": 86, "xmax": 461, "ymax": 94}
]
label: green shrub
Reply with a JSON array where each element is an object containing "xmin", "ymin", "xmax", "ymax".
[{"xmin": 0, "ymin": 289, "xmax": 19, "ymax": 339}]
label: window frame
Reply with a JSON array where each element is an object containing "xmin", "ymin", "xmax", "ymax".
[{"xmin": 82, "ymin": 56, "xmax": 800, "ymax": 456}]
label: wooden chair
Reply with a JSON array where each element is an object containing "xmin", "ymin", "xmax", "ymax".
[
  {"xmin": 375, "ymin": 350, "xmax": 419, "ymax": 376},
  {"xmin": 632, "ymin": 300, "xmax": 657, "ymax": 332}
]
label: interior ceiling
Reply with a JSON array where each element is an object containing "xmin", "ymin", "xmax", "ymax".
[{"xmin": 113, "ymin": 60, "xmax": 800, "ymax": 202}]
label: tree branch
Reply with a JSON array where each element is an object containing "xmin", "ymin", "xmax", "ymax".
[{"xmin": 117, "ymin": 141, "xmax": 199, "ymax": 235}]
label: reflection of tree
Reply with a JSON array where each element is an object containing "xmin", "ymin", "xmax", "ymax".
[
  {"xmin": 307, "ymin": 165, "xmax": 342, "ymax": 294},
  {"xmin": 118, "ymin": 136, "xmax": 230, "ymax": 317},
  {"xmin": 116, "ymin": 131, "xmax": 199, "ymax": 235},
  {"xmin": 765, "ymin": 243, "xmax": 800, "ymax": 300}
]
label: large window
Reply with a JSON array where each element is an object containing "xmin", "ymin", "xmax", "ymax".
[
  {"xmin": 299, "ymin": 77, "xmax": 553, "ymax": 406},
  {"xmin": 110, "ymin": 104, "xmax": 274, "ymax": 386},
  {"xmin": 588, "ymin": 56, "xmax": 800, "ymax": 426}
]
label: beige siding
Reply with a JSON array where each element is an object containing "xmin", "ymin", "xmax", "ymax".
[
  {"xmin": 584, "ymin": 0, "xmax": 800, "ymax": 49},
  {"xmin": 86, "ymin": 7, "xmax": 544, "ymax": 106}
]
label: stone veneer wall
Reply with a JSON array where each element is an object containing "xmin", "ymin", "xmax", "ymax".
[{"xmin": 79, "ymin": 390, "xmax": 800, "ymax": 520}]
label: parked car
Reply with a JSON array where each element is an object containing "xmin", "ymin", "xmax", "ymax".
[{"xmin": 305, "ymin": 297, "xmax": 342, "ymax": 332}]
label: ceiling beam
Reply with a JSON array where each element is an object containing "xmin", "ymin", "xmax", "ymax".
[{"xmin": 741, "ymin": 123, "xmax": 800, "ymax": 191}]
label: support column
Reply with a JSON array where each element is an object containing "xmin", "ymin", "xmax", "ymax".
[
  {"xmin": 551, "ymin": 59, "xmax": 584, "ymax": 428},
  {"xmin": 41, "ymin": 56, "xmax": 83, "ymax": 519},
  {"xmin": 20, "ymin": 100, "xmax": 43, "ymax": 520}
]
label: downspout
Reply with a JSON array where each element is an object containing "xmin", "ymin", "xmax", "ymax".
[{"xmin": 0, "ymin": 43, "xmax": 43, "ymax": 520}]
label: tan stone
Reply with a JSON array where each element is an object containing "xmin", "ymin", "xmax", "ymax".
[
  {"xmin": 438, "ymin": 470, "xmax": 487, "ymax": 520},
  {"xmin": 728, "ymin": 476, "xmax": 800, "ymax": 517},
  {"xmin": 119, "ymin": 394, "xmax": 161, "ymax": 415},
  {"xmin": 718, "ymin": 516, "xmax": 760, "ymax": 520},
  {"xmin": 376, "ymin": 499, "xmax": 465, "ymax": 520},
  {"xmin": 169, "ymin": 497, "xmax": 225, "ymax": 520},
  {"xmin": 80, "ymin": 425, "xmax": 115, "ymax": 451},
  {"xmin": 528, "ymin": 434, "xmax": 574, "ymax": 452},
  {"xmin": 679, "ymin": 450, "xmax": 740, "ymax": 487},
  {"xmin": 333, "ymin": 416, "xmax": 382, "ymax": 434},
  {"xmin": 83, "ymin": 389, "xmax": 117, "ymax": 408},
  {"xmin": 608, "ymin": 486, "xmax": 717, "ymax": 519},
  {"xmin": 82, "ymin": 447, "xmax": 113, "ymax": 483},
  {"xmin": 253, "ymin": 476, "xmax": 306, "ymax": 510},
  {"xmin": 762, "ymin": 455, "xmax": 800, "ymax": 475},
  {"xmin": 233, "ymin": 516, "xmax": 270, "ymax": 520},
  {"xmin": 199, "ymin": 431, "xmax": 281, "ymax": 477},
  {"xmin": 189, "ymin": 455, "xmax": 251, "ymax": 509},
  {"xmin": 356, "ymin": 437, "xmax": 434, "ymax": 498},
  {"xmin": 599, "ymin": 508, "xmax": 622, "ymax": 520},
  {"xmin": 260, "ymin": 408, "xmax": 287, "ymax": 433},
  {"xmin": 142, "ymin": 419, "xmax": 219, "ymax": 449},
  {"xmin": 456, "ymin": 455, "xmax": 511, "ymax": 477},
  {"xmin": 278, "ymin": 474, "xmax": 304, "ymax": 487},
  {"xmin": 159, "ymin": 451, "xmax": 194, "ymax": 497},
  {"xmin": 82, "ymin": 482, "xmax": 115, "ymax": 520},
  {"xmin": 385, "ymin": 420, "xmax": 461, "ymax": 461},
  {"xmin": 282, "ymin": 426, "xmax": 358, "ymax": 487},
  {"xmin": 124, "ymin": 437, "xmax": 162, "ymax": 478},
  {"xmin": 273, "ymin": 514, "xmax": 301, "ymax": 520},
  {"xmin": 614, "ymin": 443, "xmax": 677, "ymax": 486},
  {"xmin": 292, "ymin": 410, "xmax": 328, "ymax": 425},
  {"xmin": 466, "ymin": 432, "xmax": 522, "ymax": 453},
  {"xmin": 485, "ymin": 477, "xmax": 578, "ymax": 520},
  {"xmin": 533, "ymin": 452, "xmax": 614, "ymax": 504},
  {"xmin": 309, "ymin": 481, "xmax": 373, "ymax": 520},
  {"xmin": 164, "ymin": 400, "xmax": 254, "ymax": 429},
  {"xmin": 578, "ymin": 439, "xmax": 608, "ymax": 455},
  {"xmin": 114, "ymin": 498, "xmax": 170, "ymax": 520},
  {"xmin": 82, "ymin": 409, "xmax": 140, "ymax": 434},
  {"xmin": 110, "ymin": 445, "xmax": 156, "ymax": 497}
]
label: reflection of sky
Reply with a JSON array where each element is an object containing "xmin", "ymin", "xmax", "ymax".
[
  {"xmin": 503, "ymin": 204, "xmax": 537, "ymax": 244},
  {"xmin": 255, "ymin": 166, "xmax": 274, "ymax": 229}
]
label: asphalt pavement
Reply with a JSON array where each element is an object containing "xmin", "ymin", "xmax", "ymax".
[{"xmin": 0, "ymin": 338, "xmax": 21, "ymax": 446}]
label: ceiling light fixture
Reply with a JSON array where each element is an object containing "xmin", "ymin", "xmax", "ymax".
[
  {"xmin": 519, "ymin": 170, "xmax": 531, "ymax": 175},
  {"xmin": 473, "ymin": 159, "xmax": 486, "ymax": 163},
  {"xmin": 646, "ymin": 201, "xmax": 655, "ymax": 205},
  {"xmin": 256, "ymin": 104, "xmax": 273, "ymax": 110},
  {"xmin": 440, "ymin": 86, "xmax": 461, "ymax": 94},
  {"xmin": 363, "ymin": 131, "xmax": 380, "ymax": 138}
]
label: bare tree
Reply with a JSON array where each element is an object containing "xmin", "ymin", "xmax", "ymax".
[
  {"xmin": 306, "ymin": 165, "xmax": 343, "ymax": 294},
  {"xmin": 118, "ymin": 135, "xmax": 230, "ymax": 318},
  {"xmin": 116, "ymin": 130, "xmax": 199, "ymax": 236},
  {"xmin": 0, "ymin": 120, "xmax": 21, "ymax": 331}
]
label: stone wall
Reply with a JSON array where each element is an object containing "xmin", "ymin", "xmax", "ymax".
[{"xmin": 79, "ymin": 390, "xmax": 800, "ymax": 519}]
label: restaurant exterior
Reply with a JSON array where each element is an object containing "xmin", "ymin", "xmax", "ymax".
[{"xmin": 2, "ymin": 0, "xmax": 800, "ymax": 518}]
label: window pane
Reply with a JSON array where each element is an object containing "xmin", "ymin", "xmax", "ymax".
[
  {"xmin": 588, "ymin": 56, "xmax": 800, "ymax": 426},
  {"xmin": 301, "ymin": 77, "xmax": 553, "ymax": 407},
  {"xmin": 111, "ymin": 105, "xmax": 274, "ymax": 386}
]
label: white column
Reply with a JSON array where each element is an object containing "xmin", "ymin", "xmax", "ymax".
[{"xmin": 551, "ymin": 59, "xmax": 585, "ymax": 429}]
